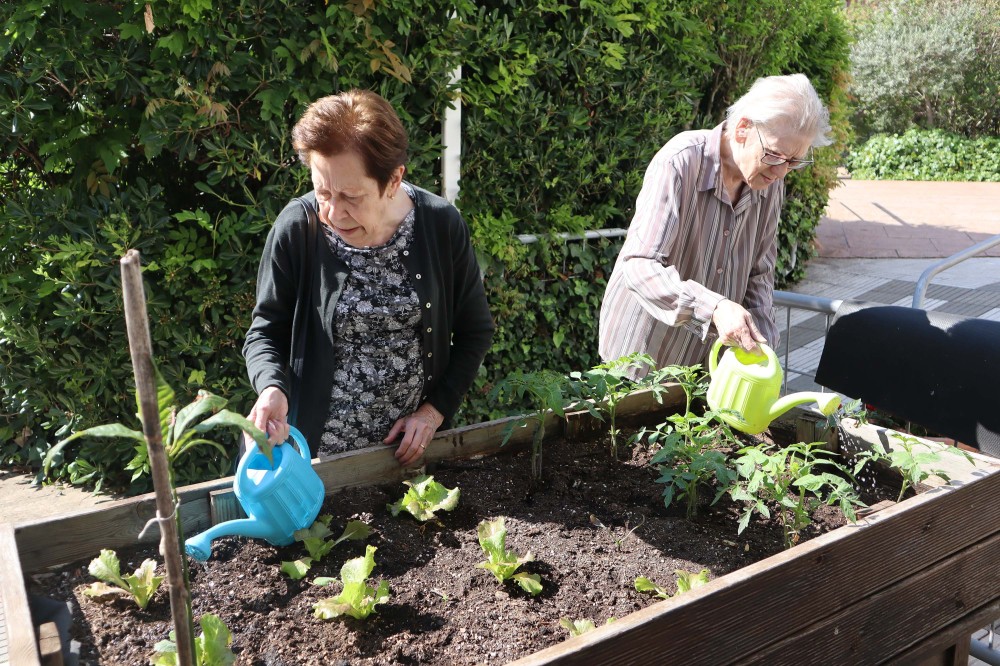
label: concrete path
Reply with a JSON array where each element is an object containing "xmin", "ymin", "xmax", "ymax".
[{"xmin": 816, "ymin": 179, "xmax": 1000, "ymax": 258}]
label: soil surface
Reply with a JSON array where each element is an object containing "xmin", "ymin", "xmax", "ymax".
[{"xmin": 30, "ymin": 426, "xmax": 889, "ymax": 666}]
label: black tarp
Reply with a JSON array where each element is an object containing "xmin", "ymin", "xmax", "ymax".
[{"xmin": 815, "ymin": 302, "xmax": 1000, "ymax": 457}]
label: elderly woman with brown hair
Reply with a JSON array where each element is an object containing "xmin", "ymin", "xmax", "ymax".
[
  {"xmin": 599, "ymin": 73, "xmax": 832, "ymax": 377},
  {"xmin": 244, "ymin": 89, "xmax": 494, "ymax": 465}
]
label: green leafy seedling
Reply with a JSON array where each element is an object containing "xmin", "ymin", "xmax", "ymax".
[
  {"xmin": 635, "ymin": 569, "xmax": 709, "ymax": 599},
  {"xmin": 313, "ymin": 545, "xmax": 390, "ymax": 620},
  {"xmin": 559, "ymin": 617, "xmax": 616, "ymax": 637},
  {"xmin": 282, "ymin": 517, "xmax": 371, "ymax": 579},
  {"xmin": 489, "ymin": 369, "xmax": 574, "ymax": 479},
  {"xmin": 83, "ymin": 549, "xmax": 163, "ymax": 610},
  {"xmin": 150, "ymin": 613, "xmax": 236, "ymax": 665},
  {"xmin": 885, "ymin": 432, "xmax": 972, "ymax": 501},
  {"xmin": 476, "ymin": 517, "xmax": 542, "ymax": 595},
  {"xmin": 387, "ymin": 475, "xmax": 460, "ymax": 521}
]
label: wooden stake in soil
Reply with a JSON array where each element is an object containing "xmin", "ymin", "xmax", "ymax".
[{"xmin": 120, "ymin": 249, "xmax": 196, "ymax": 666}]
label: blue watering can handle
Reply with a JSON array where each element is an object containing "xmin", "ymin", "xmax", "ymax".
[{"xmin": 286, "ymin": 425, "xmax": 311, "ymax": 461}]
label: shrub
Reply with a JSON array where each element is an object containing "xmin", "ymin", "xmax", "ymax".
[
  {"xmin": 846, "ymin": 129, "xmax": 1000, "ymax": 181},
  {"xmin": 848, "ymin": 0, "xmax": 1000, "ymax": 138},
  {"xmin": 1, "ymin": 0, "xmax": 852, "ymax": 491}
]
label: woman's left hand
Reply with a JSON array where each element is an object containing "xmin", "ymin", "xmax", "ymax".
[{"xmin": 386, "ymin": 402, "xmax": 445, "ymax": 466}]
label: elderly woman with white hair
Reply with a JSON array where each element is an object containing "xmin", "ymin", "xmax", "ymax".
[{"xmin": 599, "ymin": 73, "xmax": 832, "ymax": 376}]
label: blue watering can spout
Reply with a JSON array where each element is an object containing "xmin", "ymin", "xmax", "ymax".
[{"xmin": 185, "ymin": 426, "xmax": 324, "ymax": 561}]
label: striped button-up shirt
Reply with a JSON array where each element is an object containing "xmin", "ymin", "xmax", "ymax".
[{"xmin": 599, "ymin": 123, "xmax": 782, "ymax": 376}]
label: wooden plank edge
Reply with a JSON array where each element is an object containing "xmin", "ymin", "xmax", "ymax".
[
  {"xmin": 14, "ymin": 386, "xmax": 685, "ymax": 572},
  {"xmin": 737, "ymin": 529, "xmax": 1000, "ymax": 664},
  {"xmin": 507, "ymin": 464, "xmax": 1000, "ymax": 665},
  {"xmin": 0, "ymin": 523, "xmax": 41, "ymax": 666},
  {"xmin": 890, "ymin": 598, "xmax": 1000, "ymax": 666}
]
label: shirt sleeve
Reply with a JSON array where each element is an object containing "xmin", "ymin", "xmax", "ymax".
[
  {"xmin": 615, "ymin": 151, "xmax": 726, "ymax": 341},
  {"xmin": 742, "ymin": 182, "xmax": 782, "ymax": 347}
]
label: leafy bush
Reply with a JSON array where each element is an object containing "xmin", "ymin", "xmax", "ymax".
[
  {"xmin": 848, "ymin": 0, "xmax": 1000, "ymax": 138},
  {"xmin": 1, "ymin": 0, "xmax": 852, "ymax": 491},
  {"xmin": 846, "ymin": 129, "xmax": 1000, "ymax": 181}
]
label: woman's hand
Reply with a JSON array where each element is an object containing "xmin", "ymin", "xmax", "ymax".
[
  {"xmin": 386, "ymin": 402, "xmax": 445, "ymax": 467},
  {"xmin": 712, "ymin": 299, "xmax": 767, "ymax": 355},
  {"xmin": 246, "ymin": 386, "xmax": 290, "ymax": 448}
]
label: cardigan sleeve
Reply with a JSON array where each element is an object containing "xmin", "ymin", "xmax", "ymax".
[
  {"xmin": 243, "ymin": 201, "xmax": 307, "ymax": 399},
  {"xmin": 424, "ymin": 208, "xmax": 495, "ymax": 422}
]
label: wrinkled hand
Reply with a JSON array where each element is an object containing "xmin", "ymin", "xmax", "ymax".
[
  {"xmin": 712, "ymin": 299, "xmax": 767, "ymax": 355},
  {"xmin": 245, "ymin": 386, "xmax": 290, "ymax": 449},
  {"xmin": 387, "ymin": 402, "xmax": 445, "ymax": 467}
]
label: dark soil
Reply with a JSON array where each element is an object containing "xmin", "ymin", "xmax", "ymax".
[{"xmin": 29, "ymin": 426, "xmax": 892, "ymax": 666}]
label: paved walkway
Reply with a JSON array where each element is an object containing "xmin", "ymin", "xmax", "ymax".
[{"xmin": 778, "ymin": 179, "xmax": 1000, "ymax": 392}]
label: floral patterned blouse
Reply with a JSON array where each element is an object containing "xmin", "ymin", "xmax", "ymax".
[{"xmin": 319, "ymin": 184, "xmax": 423, "ymax": 455}]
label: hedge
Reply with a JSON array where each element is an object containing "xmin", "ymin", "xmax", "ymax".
[{"xmin": 0, "ymin": 0, "xmax": 851, "ymax": 492}]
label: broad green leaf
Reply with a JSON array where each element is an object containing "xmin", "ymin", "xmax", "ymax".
[
  {"xmin": 88, "ymin": 549, "xmax": 126, "ymax": 588},
  {"xmin": 387, "ymin": 475, "xmax": 460, "ymax": 521},
  {"xmin": 194, "ymin": 409, "xmax": 272, "ymax": 465},
  {"xmin": 634, "ymin": 576, "xmax": 669, "ymax": 599},
  {"xmin": 341, "ymin": 545, "xmax": 378, "ymax": 585},
  {"xmin": 513, "ymin": 571, "xmax": 542, "ymax": 595},
  {"xmin": 560, "ymin": 617, "xmax": 596, "ymax": 636},
  {"xmin": 675, "ymin": 569, "xmax": 710, "ymax": 594},
  {"xmin": 173, "ymin": 390, "xmax": 227, "ymax": 441},
  {"xmin": 280, "ymin": 558, "xmax": 313, "ymax": 579},
  {"xmin": 123, "ymin": 558, "xmax": 163, "ymax": 609},
  {"xmin": 196, "ymin": 613, "xmax": 236, "ymax": 666},
  {"xmin": 44, "ymin": 424, "xmax": 143, "ymax": 476}
]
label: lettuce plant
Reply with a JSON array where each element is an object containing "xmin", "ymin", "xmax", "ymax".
[
  {"xmin": 281, "ymin": 517, "xmax": 371, "ymax": 579},
  {"xmin": 559, "ymin": 617, "xmax": 615, "ymax": 637},
  {"xmin": 387, "ymin": 475, "xmax": 460, "ymax": 521},
  {"xmin": 83, "ymin": 549, "xmax": 163, "ymax": 610},
  {"xmin": 634, "ymin": 569, "xmax": 709, "ymax": 599},
  {"xmin": 475, "ymin": 517, "xmax": 542, "ymax": 595},
  {"xmin": 313, "ymin": 545, "xmax": 390, "ymax": 620},
  {"xmin": 729, "ymin": 441, "xmax": 865, "ymax": 548},
  {"xmin": 150, "ymin": 613, "xmax": 236, "ymax": 666}
]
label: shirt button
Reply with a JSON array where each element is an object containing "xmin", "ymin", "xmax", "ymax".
[
  {"xmin": 415, "ymin": 273, "xmax": 422, "ymax": 279},
  {"xmin": 717, "ymin": 268, "xmax": 723, "ymax": 274},
  {"xmin": 425, "ymin": 303, "xmax": 431, "ymax": 309},
  {"xmin": 427, "ymin": 375, "xmax": 433, "ymax": 381},
  {"xmin": 723, "ymin": 229, "xmax": 731, "ymax": 236},
  {"xmin": 427, "ymin": 352, "xmax": 433, "ymax": 358},
  {"xmin": 426, "ymin": 327, "xmax": 432, "ymax": 333},
  {"xmin": 402, "ymin": 250, "xmax": 409, "ymax": 256}
]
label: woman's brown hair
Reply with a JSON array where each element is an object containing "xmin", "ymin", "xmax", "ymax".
[{"xmin": 291, "ymin": 89, "xmax": 409, "ymax": 194}]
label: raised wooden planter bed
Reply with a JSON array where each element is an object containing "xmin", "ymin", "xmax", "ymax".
[{"xmin": 4, "ymin": 387, "xmax": 999, "ymax": 665}]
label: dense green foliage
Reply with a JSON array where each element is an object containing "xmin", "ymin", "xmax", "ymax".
[
  {"xmin": 846, "ymin": 129, "xmax": 1000, "ymax": 182},
  {"xmin": 1, "ymin": 0, "xmax": 851, "ymax": 491},
  {"xmin": 847, "ymin": 0, "xmax": 1000, "ymax": 138}
]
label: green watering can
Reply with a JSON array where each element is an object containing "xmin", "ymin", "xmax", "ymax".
[{"xmin": 706, "ymin": 340, "xmax": 841, "ymax": 435}]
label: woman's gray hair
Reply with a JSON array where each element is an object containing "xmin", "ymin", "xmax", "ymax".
[{"xmin": 725, "ymin": 73, "xmax": 833, "ymax": 147}]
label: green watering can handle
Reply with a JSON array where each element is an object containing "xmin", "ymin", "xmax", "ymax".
[{"xmin": 709, "ymin": 339, "xmax": 778, "ymax": 373}]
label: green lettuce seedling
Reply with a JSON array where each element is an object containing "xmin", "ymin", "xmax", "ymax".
[
  {"xmin": 83, "ymin": 549, "xmax": 163, "ymax": 610},
  {"xmin": 150, "ymin": 613, "xmax": 236, "ymax": 665},
  {"xmin": 635, "ymin": 569, "xmax": 709, "ymax": 599},
  {"xmin": 476, "ymin": 517, "xmax": 542, "ymax": 595},
  {"xmin": 559, "ymin": 617, "xmax": 615, "ymax": 637},
  {"xmin": 313, "ymin": 545, "xmax": 390, "ymax": 620},
  {"xmin": 387, "ymin": 475, "xmax": 460, "ymax": 521},
  {"xmin": 281, "ymin": 517, "xmax": 371, "ymax": 578}
]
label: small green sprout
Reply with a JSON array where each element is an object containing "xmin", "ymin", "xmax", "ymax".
[
  {"xmin": 313, "ymin": 545, "xmax": 391, "ymax": 620},
  {"xmin": 387, "ymin": 475, "xmax": 460, "ymax": 521},
  {"xmin": 281, "ymin": 517, "xmax": 370, "ymax": 579},
  {"xmin": 476, "ymin": 517, "xmax": 542, "ymax": 595},
  {"xmin": 150, "ymin": 613, "xmax": 236, "ymax": 665},
  {"xmin": 83, "ymin": 549, "xmax": 163, "ymax": 610},
  {"xmin": 634, "ymin": 569, "xmax": 709, "ymax": 599},
  {"xmin": 559, "ymin": 617, "xmax": 616, "ymax": 637}
]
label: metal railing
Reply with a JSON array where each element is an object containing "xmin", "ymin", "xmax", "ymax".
[
  {"xmin": 772, "ymin": 290, "xmax": 841, "ymax": 393},
  {"xmin": 912, "ymin": 232, "xmax": 1000, "ymax": 308}
]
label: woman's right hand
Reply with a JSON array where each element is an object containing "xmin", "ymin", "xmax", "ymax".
[
  {"xmin": 246, "ymin": 386, "xmax": 291, "ymax": 448},
  {"xmin": 712, "ymin": 299, "xmax": 767, "ymax": 355}
]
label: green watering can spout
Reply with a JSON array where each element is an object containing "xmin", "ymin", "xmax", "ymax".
[{"xmin": 768, "ymin": 390, "xmax": 841, "ymax": 423}]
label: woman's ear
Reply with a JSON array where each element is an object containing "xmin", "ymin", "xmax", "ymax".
[
  {"xmin": 390, "ymin": 165, "xmax": 406, "ymax": 196},
  {"xmin": 734, "ymin": 117, "xmax": 752, "ymax": 143}
]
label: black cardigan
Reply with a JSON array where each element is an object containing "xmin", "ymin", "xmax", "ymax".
[{"xmin": 243, "ymin": 184, "xmax": 495, "ymax": 449}]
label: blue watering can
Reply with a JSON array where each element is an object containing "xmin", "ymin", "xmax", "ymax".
[{"xmin": 185, "ymin": 426, "xmax": 324, "ymax": 561}]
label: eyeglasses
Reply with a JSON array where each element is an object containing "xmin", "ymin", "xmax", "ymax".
[{"xmin": 754, "ymin": 124, "xmax": 813, "ymax": 170}]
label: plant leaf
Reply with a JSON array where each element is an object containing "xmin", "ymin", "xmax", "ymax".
[{"xmin": 280, "ymin": 558, "xmax": 313, "ymax": 579}]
